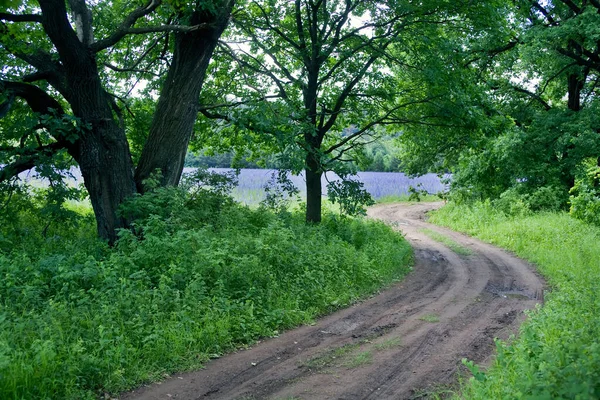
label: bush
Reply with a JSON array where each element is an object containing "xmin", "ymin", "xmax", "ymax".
[
  {"xmin": 569, "ymin": 165, "xmax": 600, "ymax": 226},
  {"xmin": 491, "ymin": 185, "xmax": 567, "ymax": 217},
  {"xmin": 0, "ymin": 180, "xmax": 412, "ymax": 399}
]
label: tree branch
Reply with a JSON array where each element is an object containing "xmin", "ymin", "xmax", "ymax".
[
  {"xmin": 90, "ymin": 0, "xmax": 162, "ymax": 53},
  {"xmin": 198, "ymin": 94, "xmax": 282, "ymax": 112},
  {"xmin": 557, "ymin": 48, "xmax": 599, "ymax": 70},
  {"xmin": 559, "ymin": 0, "xmax": 581, "ymax": 14},
  {"xmin": 68, "ymin": 0, "xmax": 94, "ymax": 45},
  {"xmin": 0, "ymin": 142, "xmax": 68, "ymax": 183},
  {"xmin": 1, "ymin": 80, "xmax": 65, "ymax": 115},
  {"xmin": 324, "ymin": 96, "xmax": 440, "ymax": 155},
  {"xmin": 512, "ymin": 86, "xmax": 552, "ymax": 110},
  {"xmin": 0, "ymin": 21, "xmax": 67, "ymax": 93},
  {"xmin": 218, "ymin": 42, "xmax": 291, "ymax": 100},
  {"xmin": 531, "ymin": 2, "xmax": 556, "ymax": 25},
  {"xmin": 464, "ymin": 40, "xmax": 518, "ymax": 68},
  {"xmin": 0, "ymin": 12, "xmax": 42, "ymax": 22},
  {"xmin": 103, "ymin": 62, "xmax": 160, "ymax": 77},
  {"xmin": 248, "ymin": 0, "xmax": 301, "ymax": 50},
  {"xmin": 124, "ymin": 23, "xmax": 211, "ymax": 35},
  {"xmin": 320, "ymin": 52, "xmax": 382, "ymax": 134}
]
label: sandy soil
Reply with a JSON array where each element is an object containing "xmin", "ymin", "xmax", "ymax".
[{"xmin": 121, "ymin": 202, "xmax": 545, "ymax": 400}]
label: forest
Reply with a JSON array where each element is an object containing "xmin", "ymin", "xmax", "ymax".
[{"xmin": 0, "ymin": 0, "xmax": 599, "ymax": 398}]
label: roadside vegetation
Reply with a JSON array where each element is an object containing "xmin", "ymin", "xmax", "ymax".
[
  {"xmin": 0, "ymin": 172, "xmax": 412, "ymax": 400},
  {"xmin": 430, "ymin": 202, "xmax": 600, "ymax": 399}
]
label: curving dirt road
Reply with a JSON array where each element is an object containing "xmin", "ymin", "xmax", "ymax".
[{"xmin": 122, "ymin": 202, "xmax": 545, "ymax": 400}]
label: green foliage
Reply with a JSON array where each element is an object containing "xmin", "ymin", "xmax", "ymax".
[
  {"xmin": 431, "ymin": 203, "xmax": 600, "ymax": 399},
  {"xmin": 0, "ymin": 175, "xmax": 89, "ymax": 251},
  {"xmin": 327, "ymin": 178, "xmax": 375, "ymax": 217},
  {"xmin": 398, "ymin": 0, "xmax": 600, "ymax": 210},
  {"xmin": 462, "ymin": 358, "xmax": 486, "ymax": 383},
  {"xmin": 0, "ymin": 186, "xmax": 412, "ymax": 399},
  {"xmin": 570, "ymin": 165, "xmax": 600, "ymax": 226},
  {"xmin": 355, "ymin": 138, "xmax": 402, "ymax": 172},
  {"xmin": 407, "ymin": 184, "xmax": 429, "ymax": 202},
  {"xmin": 119, "ymin": 168, "xmax": 238, "ymax": 228},
  {"xmin": 260, "ymin": 170, "xmax": 300, "ymax": 214}
]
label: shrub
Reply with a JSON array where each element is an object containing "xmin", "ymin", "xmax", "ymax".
[
  {"xmin": 0, "ymin": 181, "xmax": 412, "ymax": 399},
  {"xmin": 569, "ymin": 165, "xmax": 600, "ymax": 226}
]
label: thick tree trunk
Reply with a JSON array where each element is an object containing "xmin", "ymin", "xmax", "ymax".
[
  {"xmin": 38, "ymin": 0, "xmax": 137, "ymax": 243},
  {"xmin": 305, "ymin": 152, "xmax": 322, "ymax": 223},
  {"xmin": 77, "ymin": 124, "xmax": 136, "ymax": 243},
  {"xmin": 135, "ymin": 6, "xmax": 234, "ymax": 192},
  {"xmin": 559, "ymin": 72, "xmax": 585, "ymax": 189},
  {"xmin": 67, "ymin": 81, "xmax": 136, "ymax": 244}
]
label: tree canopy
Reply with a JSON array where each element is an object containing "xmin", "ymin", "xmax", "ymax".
[
  {"xmin": 1, "ymin": 0, "xmax": 598, "ymax": 238},
  {"xmin": 197, "ymin": 0, "xmax": 508, "ymax": 221},
  {"xmin": 397, "ymin": 0, "xmax": 600, "ymax": 211}
]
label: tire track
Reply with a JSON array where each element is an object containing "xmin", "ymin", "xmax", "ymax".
[{"xmin": 121, "ymin": 202, "xmax": 545, "ymax": 400}]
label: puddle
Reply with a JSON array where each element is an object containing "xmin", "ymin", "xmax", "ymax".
[
  {"xmin": 485, "ymin": 283, "xmax": 533, "ymax": 300},
  {"xmin": 497, "ymin": 291, "xmax": 532, "ymax": 300}
]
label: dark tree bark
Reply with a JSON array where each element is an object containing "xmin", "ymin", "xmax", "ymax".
[
  {"xmin": 135, "ymin": 3, "xmax": 235, "ymax": 191},
  {"xmin": 567, "ymin": 73, "xmax": 584, "ymax": 112},
  {"xmin": 305, "ymin": 152, "xmax": 323, "ymax": 223},
  {"xmin": 38, "ymin": 0, "xmax": 136, "ymax": 243}
]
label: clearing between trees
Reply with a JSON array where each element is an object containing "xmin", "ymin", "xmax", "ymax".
[{"xmin": 122, "ymin": 202, "xmax": 545, "ymax": 400}]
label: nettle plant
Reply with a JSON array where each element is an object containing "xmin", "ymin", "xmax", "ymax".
[{"xmin": 570, "ymin": 164, "xmax": 600, "ymax": 226}]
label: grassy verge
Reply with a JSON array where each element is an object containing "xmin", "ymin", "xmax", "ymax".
[
  {"xmin": 419, "ymin": 228, "xmax": 472, "ymax": 256},
  {"xmin": 377, "ymin": 194, "xmax": 440, "ymax": 203},
  {"xmin": 430, "ymin": 202, "xmax": 600, "ymax": 399},
  {"xmin": 0, "ymin": 195, "xmax": 411, "ymax": 399}
]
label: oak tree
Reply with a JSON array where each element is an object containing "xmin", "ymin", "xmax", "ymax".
[{"xmin": 0, "ymin": 0, "xmax": 235, "ymax": 242}]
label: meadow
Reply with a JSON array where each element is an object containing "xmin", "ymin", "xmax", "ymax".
[
  {"xmin": 190, "ymin": 168, "xmax": 447, "ymax": 205},
  {"xmin": 20, "ymin": 167, "xmax": 447, "ymax": 206}
]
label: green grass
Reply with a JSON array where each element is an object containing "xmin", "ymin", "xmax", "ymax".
[
  {"xmin": 304, "ymin": 343, "xmax": 362, "ymax": 370},
  {"xmin": 0, "ymin": 189, "xmax": 412, "ymax": 399},
  {"xmin": 374, "ymin": 336, "xmax": 402, "ymax": 351},
  {"xmin": 430, "ymin": 201, "xmax": 600, "ymax": 399},
  {"xmin": 344, "ymin": 350, "xmax": 373, "ymax": 368},
  {"xmin": 420, "ymin": 228, "xmax": 472, "ymax": 256},
  {"xmin": 419, "ymin": 313, "xmax": 441, "ymax": 323},
  {"xmin": 304, "ymin": 343, "xmax": 374, "ymax": 370},
  {"xmin": 377, "ymin": 194, "xmax": 441, "ymax": 203}
]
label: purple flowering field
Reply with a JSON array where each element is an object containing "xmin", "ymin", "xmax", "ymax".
[
  {"xmin": 20, "ymin": 167, "xmax": 447, "ymax": 205},
  {"xmin": 184, "ymin": 168, "xmax": 447, "ymax": 205}
]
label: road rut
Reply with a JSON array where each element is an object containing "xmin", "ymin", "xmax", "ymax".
[{"xmin": 122, "ymin": 202, "xmax": 545, "ymax": 400}]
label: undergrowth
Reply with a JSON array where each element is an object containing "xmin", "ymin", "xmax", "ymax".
[
  {"xmin": 0, "ymin": 178, "xmax": 412, "ymax": 399},
  {"xmin": 430, "ymin": 201, "xmax": 600, "ymax": 399}
]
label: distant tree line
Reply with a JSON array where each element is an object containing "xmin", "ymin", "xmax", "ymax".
[{"xmin": 186, "ymin": 138, "xmax": 402, "ymax": 172}]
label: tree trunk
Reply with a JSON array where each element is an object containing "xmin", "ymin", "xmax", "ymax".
[
  {"xmin": 567, "ymin": 73, "xmax": 583, "ymax": 112},
  {"xmin": 135, "ymin": 6, "xmax": 234, "ymax": 192},
  {"xmin": 37, "ymin": 0, "xmax": 137, "ymax": 243},
  {"xmin": 77, "ymin": 123, "xmax": 136, "ymax": 243},
  {"xmin": 305, "ymin": 152, "xmax": 322, "ymax": 223},
  {"xmin": 67, "ymin": 75, "xmax": 136, "ymax": 244}
]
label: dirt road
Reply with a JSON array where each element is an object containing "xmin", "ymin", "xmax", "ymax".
[{"xmin": 122, "ymin": 202, "xmax": 545, "ymax": 400}]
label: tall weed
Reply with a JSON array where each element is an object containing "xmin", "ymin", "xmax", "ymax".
[{"xmin": 0, "ymin": 188, "xmax": 411, "ymax": 399}]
